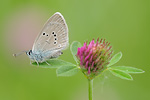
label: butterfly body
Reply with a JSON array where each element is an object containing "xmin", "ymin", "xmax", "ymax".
[
  {"xmin": 26, "ymin": 50, "xmax": 62, "ymax": 63},
  {"xmin": 25, "ymin": 12, "xmax": 68, "ymax": 65}
]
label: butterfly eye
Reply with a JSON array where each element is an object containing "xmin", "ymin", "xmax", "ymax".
[{"xmin": 28, "ymin": 50, "xmax": 32, "ymax": 55}]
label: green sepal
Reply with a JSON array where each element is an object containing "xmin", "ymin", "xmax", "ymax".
[
  {"xmin": 107, "ymin": 52, "xmax": 122, "ymax": 67},
  {"xmin": 56, "ymin": 65, "xmax": 79, "ymax": 76},
  {"xmin": 32, "ymin": 59, "xmax": 75, "ymax": 68},
  {"xmin": 108, "ymin": 66, "xmax": 145, "ymax": 74},
  {"xmin": 109, "ymin": 68, "xmax": 133, "ymax": 80},
  {"xmin": 70, "ymin": 41, "xmax": 82, "ymax": 64}
]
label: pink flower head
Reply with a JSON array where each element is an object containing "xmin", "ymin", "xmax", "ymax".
[{"xmin": 77, "ymin": 38, "xmax": 113, "ymax": 79}]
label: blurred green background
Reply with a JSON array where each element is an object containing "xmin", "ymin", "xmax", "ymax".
[{"xmin": 0, "ymin": 0, "xmax": 149, "ymax": 100}]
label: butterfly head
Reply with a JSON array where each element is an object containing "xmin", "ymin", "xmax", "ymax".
[{"xmin": 26, "ymin": 50, "xmax": 33, "ymax": 57}]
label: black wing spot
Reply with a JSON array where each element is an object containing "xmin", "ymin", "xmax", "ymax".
[
  {"xmin": 55, "ymin": 38, "xmax": 57, "ymax": 40},
  {"xmin": 54, "ymin": 42, "xmax": 57, "ymax": 44},
  {"xmin": 43, "ymin": 32, "xmax": 45, "ymax": 35},
  {"xmin": 54, "ymin": 34, "xmax": 56, "ymax": 37},
  {"xmin": 52, "ymin": 32, "xmax": 54, "ymax": 34},
  {"xmin": 46, "ymin": 34, "xmax": 48, "ymax": 36}
]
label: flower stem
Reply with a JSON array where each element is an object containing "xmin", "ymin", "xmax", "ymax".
[{"xmin": 88, "ymin": 79, "xmax": 93, "ymax": 100}]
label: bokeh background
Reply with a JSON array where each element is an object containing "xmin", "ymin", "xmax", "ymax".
[{"xmin": 0, "ymin": 0, "xmax": 149, "ymax": 100}]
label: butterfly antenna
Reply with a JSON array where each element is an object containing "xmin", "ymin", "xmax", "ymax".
[{"xmin": 13, "ymin": 51, "xmax": 27, "ymax": 57}]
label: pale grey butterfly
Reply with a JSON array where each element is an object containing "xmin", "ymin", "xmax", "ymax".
[{"xmin": 14, "ymin": 12, "xmax": 69, "ymax": 65}]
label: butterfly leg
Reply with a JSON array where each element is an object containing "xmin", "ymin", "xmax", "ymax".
[
  {"xmin": 36, "ymin": 61, "xmax": 39, "ymax": 66},
  {"xmin": 45, "ymin": 61, "xmax": 50, "ymax": 66},
  {"xmin": 43, "ymin": 58, "xmax": 50, "ymax": 66},
  {"xmin": 33, "ymin": 57, "xmax": 39, "ymax": 66}
]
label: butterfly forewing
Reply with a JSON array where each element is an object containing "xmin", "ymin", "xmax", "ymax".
[{"xmin": 32, "ymin": 12, "xmax": 68, "ymax": 54}]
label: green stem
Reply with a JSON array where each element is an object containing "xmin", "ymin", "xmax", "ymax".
[{"xmin": 88, "ymin": 79, "xmax": 93, "ymax": 100}]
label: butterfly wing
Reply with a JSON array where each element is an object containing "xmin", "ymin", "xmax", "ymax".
[{"xmin": 32, "ymin": 12, "xmax": 68, "ymax": 54}]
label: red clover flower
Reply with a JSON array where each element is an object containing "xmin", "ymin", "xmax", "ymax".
[{"xmin": 77, "ymin": 38, "xmax": 113, "ymax": 79}]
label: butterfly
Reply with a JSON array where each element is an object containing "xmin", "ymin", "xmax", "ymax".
[{"xmin": 13, "ymin": 12, "xmax": 69, "ymax": 65}]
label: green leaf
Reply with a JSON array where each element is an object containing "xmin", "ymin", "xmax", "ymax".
[
  {"xmin": 32, "ymin": 59, "xmax": 75, "ymax": 68},
  {"xmin": 70, "ymin": 41, "xmax": 82, "ymax": 64},
  {"xmin": 108, "ymin": 66, "xmax": 145, "ymax": 74},
  {"xmin": 56, "ymin": 65, "xmax": 79, "ymax": 76},
  {"xmin": 109, "ymin": 69, "xmax": 133, "ymax": 80},
  {"xmin": 107, "ymin": 52, "xmax": 122, "ymax": 67}
]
